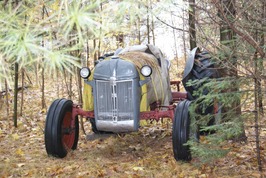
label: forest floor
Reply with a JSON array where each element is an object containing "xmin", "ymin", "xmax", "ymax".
[{"xmin": 0, "ymin": 75, "xmax": 265, "ymax": 177}]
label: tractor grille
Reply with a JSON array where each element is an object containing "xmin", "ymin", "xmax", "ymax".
[{"xmin": 96, "ymin": 80, "xmax": 134, "ymax": 122}]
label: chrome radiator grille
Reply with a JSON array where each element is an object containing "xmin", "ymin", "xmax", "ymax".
[{"xmin": 96, "ymin": 80, "xmax": 134, "ymax": 121}]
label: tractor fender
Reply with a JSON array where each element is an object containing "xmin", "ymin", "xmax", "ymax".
[{"xmin": 182, "ymin": 47, "xmax": 200, "ymax": 80}]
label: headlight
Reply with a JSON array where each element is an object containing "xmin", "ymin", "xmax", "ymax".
[
  {"xmin": 80, "ymin": 67, "xmax": 91, "ymax": 79},
  {"xmin": 140, "ymin": 65, "xmax": 152, "ymax": 77}
]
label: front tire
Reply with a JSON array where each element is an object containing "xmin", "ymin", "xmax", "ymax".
[
  {"xmin": 45, "ymin": 99, "xmax": 79, "ymax": 158},
  {"xmin": 172, "ymin": 100, "xmax": 192, "ymax": 161}
]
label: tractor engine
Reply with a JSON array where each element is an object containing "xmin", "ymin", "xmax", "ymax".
[{"xmin": 92, "ymin": 57, "xmax": 141, "ymax": 132}]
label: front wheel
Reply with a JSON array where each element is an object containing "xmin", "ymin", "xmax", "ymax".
[
  {"xmin": 172, "ymin": 100, "xmax": 192, "ymax": 161},
  {"xmin": 45, "ymin": 99, "xmax": 79, "ymax": 158}
]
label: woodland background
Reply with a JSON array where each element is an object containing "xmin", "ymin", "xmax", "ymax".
[{"xmin": 0, "ymin": 0, "xmax": 265, "ymax": 177}]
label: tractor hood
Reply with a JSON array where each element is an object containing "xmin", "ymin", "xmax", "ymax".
[{"xmin": 93, "ymin": 56, "xmax": 139, "ymax": 80}]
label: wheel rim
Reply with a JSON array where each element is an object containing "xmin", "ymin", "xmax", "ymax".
[{"xmin": 61, "ymin": 112, "xmax": 75, "ymax": 149}]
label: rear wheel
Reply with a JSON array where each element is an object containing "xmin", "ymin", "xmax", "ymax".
[
  {"xmin": 172, "ymin": 100, "xmax": 192, "ymax": 161},
  {"xmin": 182, "ymin": 51, "xmax": 219, "ymax": 100},
  {"xmin": 182, "ymin": 49, "xmax": 220, "ymax": 128},
  {"xmin": 45, "ymin": 99, "xmax": 79, "ymax": 158}
]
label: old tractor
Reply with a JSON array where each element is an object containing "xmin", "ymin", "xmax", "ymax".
[{"xmin": 44, "ymin": 45, "xmax": 218, "ymax": 161}]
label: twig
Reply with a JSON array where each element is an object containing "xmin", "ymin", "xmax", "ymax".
[{"xmin": 154, "ymin": 15, "xmax": 189, "ymax": 33}]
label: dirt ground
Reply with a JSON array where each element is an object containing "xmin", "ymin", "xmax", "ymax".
[{"xmin": 0, "ymin": 75, "xmax": 265, "ymax": 177}]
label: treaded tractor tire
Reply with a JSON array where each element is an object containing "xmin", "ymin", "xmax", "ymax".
[
  {"xmin": 172, "ymin": 100, "xmax": 192, "ymax": 161},
  {"xmin": 182, "ymin": 50, "xmax": 219, "ymax": 101},
  {"xmin": 45, "ymin": 99, "xmax": 79, "ymax": 158},
  {"xmin": 182, "ymin": 48, "xmax": 221, "ymax": 134}
]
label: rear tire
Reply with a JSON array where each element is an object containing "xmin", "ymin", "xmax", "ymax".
[
  {"xmin": 182, "ymin": 51, "xmax": 219, "ymax": 100},
  {"xmin": 45, "ymin": 99, "xmax": 79, "ymax": 158},
  {"xmin": 172, "ymin": 100, "xmax": 192, "ymax": 161},
  {"xmin": 182, "ymin": 50, "xmax": 220, "ymax": 128}
]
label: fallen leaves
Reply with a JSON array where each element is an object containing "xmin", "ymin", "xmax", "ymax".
[
  {"xmin": 17, "ymin": 163, "xmax": 25, "ymax": 168},
  {"xmin": 132, "ymin": 166, "xmax": 144, "ymax": 171},
  {"xmin": 1, "ymin": 116, "xmax": 265, "ymax": 177},
  {"xmin": 0, "ymin": 80, "xmax": 265, "ymax": 177},
  {"xmin": 15, "ymin": 148, "xmax": 24, "ymax": 157},
  {"xmin": 12, "ymin": 133, "xmax": 20, "ymax": 140}
]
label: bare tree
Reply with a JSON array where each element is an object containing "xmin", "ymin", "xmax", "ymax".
[
  {"xmin": 20, "ymin": 68, "xmax": 24, "ymax": 116},
  {"xmin": 188, "ymin": 0, "xmax": 196, "ymax": 49},
  {"xmin": 5, "ymin": 79, "xmax": 9, "ymax": 118},
  {"xmin": 13, "ymin": 62, "xmax": 18, "ymax": 127}
]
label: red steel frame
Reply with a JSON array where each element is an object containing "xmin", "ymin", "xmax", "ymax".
[{"xmin": 72, "ymin": 80, "xmax": 187, "ymax": 123}]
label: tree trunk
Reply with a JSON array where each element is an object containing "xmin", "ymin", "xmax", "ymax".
[
  {"xmin": 86, "ymin": 32, "xmax": 90, "ymax": 67},
  {"xmin": 137, "ymin": 17, "xmax": 141, "ymax": 45},
  {"xmin": 258, "ymin": 0, "xmax": 265, "ymax": 115},
  {"xmin": 12, "ymin": 0, "xmax": 19, "ymax": 127},
  {"xmin": 24, "ymin": 70, "xmax": 33, "ymax": 85},
  {"xmin": 41, "ymin": 4, "xmax": 46, "ymax": 109},
  {"xmin": 254, "ymin": 52, "xmax": 262, "ymax": 172},
  {"xmin": 151, "ymin": 16, "xmax": 155, "ymax": 45},
  {"xmin": 93, "ymin": 39, "xmax": 97, "ymax": 65},
  {"xmin": 69, "ymin": 71, "xmax": 72, "ymax": 100},
  {"xmin": 147, "ymin": 6, "xmax": 150, "ymax": 44},
  {"xmin": 188, "ymin": 0, "xmax": 197, "ymax": 50},
  {"xmin": 13, "ymin": 62, "xmax": 18, "ymax": 127},
  {"xmin": 219, "ymin": 0, "xmax": 246, "ymax": 140},
  {"xmin": 219, "ymin": 0, "xmax": 237, "ymax": 99},
  {"xmin": 252, "ymin": 0, "xmax": 266, "ymax": 172},
  {"xmin": 34, "ymin": 63, "xmax": 39, "ymax": 87},
  {"xmin": 171, "ymin": 12, "xmax": 178, "ymax": 63},
  {"xmin": 41, "ymin": 64, "xmax": 46, "ymax": 109},
  {"xmin": 98, "ymin": 3, "xmax": 102, "ymax": 57},
  {"xmin": 56, "ymin": 70, "xmax": 60, "ymax": 98},
  {"xmin": 63, "ymin": 68, "xmax": 70, "ymax": 98},
  {"xmin": 20, "ymin": 68, "xmax": 24, "ymax": 116},
  {"xmin": 98, "ymin": 38, "xmax": 101, "ymax": 58},
  {"xmin": 116, "ymin": 33, "xmax": 124, "ymax": 48},
  {"xmin": 77, "ymin": 67, "xmax": 82, "ymax": 104},
  {"xmin": 5, "ymin": 79, "xmax": 9, "ymax": 118},
  {"xmin": 182, "ymin": 8, "xmax": 187, "ymax": 60}
]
